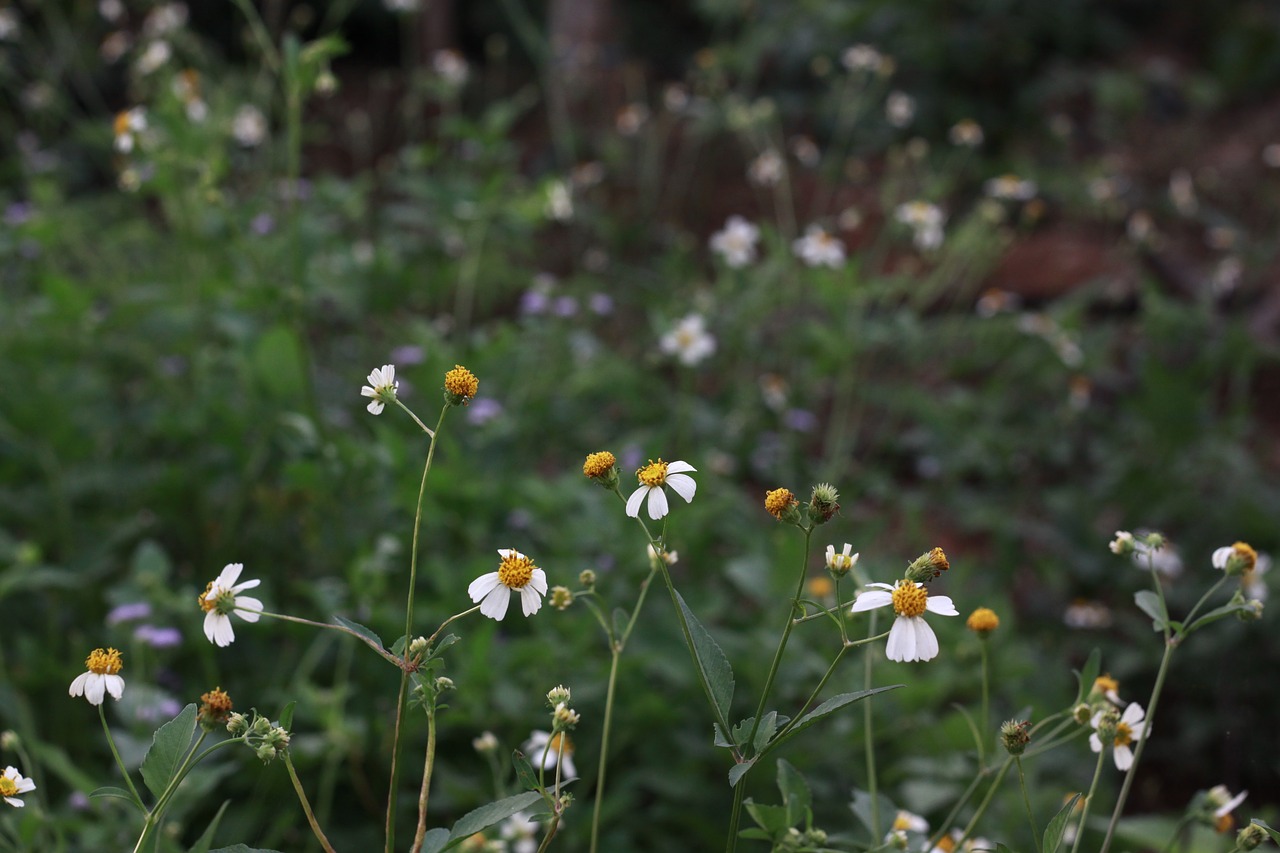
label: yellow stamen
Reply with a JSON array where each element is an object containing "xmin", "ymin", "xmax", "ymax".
[
  {"xmin": 582, "ymin": 451, "xmax": 616, "ymax": 479},
  {"xmin": 498, "ymin": 552, "xmax": 537, "ymax": 589},
  {"xmin": 966, "ymin": 607, "xmax": 999, "ymax": 634},
  {"xmin": 113, "ymin": 110, "xmax": 131, "ymax": 136},
  {"xmin": 1094, "ymin": 674, "xmax": 1119, "ymax": 694},
  {"xmin": 636, "ymin": 459, "xmax": 668, "ymax": 487},
  {"xmin": 891, "ymin": 580, "xmax": 928, "ymax": 618},
  {"xmin": 199, "ymin": 687, "xmax": 234, "ymax": 724},
  {"xmin": 444, "ymin": 364, "xmax": 479, "ymax": 399},
  {"xmin": 1232, "ymin": 541, "xmax": 1258, "ymax": 572},
  {"xmin": 548, "ymin": 732, "xmax": 574, "ymax": 757},
  {"xmin": 85, "ymin": 647, "xmax": 124, "ymax": 675},
  {"xmin": 198, "ymin": 581, "xmax": 217, "ymax": 613},
  {"xmin": 807, "ymin": 576, "xmax": 834, "ymax": 599},
  {"xmin": 1113, "ymin": 722, "xmax": 1133, "ymax": 748},
  {"xmin": 764, "ymin": 487, "xmax": 796, "ymax": 519},
  {"xmin": 0, "ymin": 777, "xmax": 17, "ymax": 797}
]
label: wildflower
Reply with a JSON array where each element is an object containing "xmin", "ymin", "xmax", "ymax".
[
  {"xmin": 895, "ymin": 201, "xmax": 945, "ymax": 251},
  {"xmin": 0, "ymin": 766, "xmax": 35, "ymax": 808},
  {"xmin": 582, "ymin": 450, "xmax": 618, "ymax": 487},
  {"xmin": 360, "ymin": 364, "xmax": 398, "ymax": 414},
  {"xmin": 545, "ymin": 180, "xmax": 573, "ymax": 221},
  {"xmin": 1063, "ymin": 599, "xmax": 1112, "ymax": 629},
  {"xmin": 135, "ymin": 40, "xmax": 171, "ymax": 75},
  {"xmin": 625, "ymin": 459, "xmax": 697, "ymax": 520},
  {"xmin": 134, "ymin": 625, "xmax": 182, "ymax": 648},
  {"xmin": 790, "ymin": 135, "xmax": 820, "ymax": 167},
  {"xmin": 1090, "ymin": 703, "xmax": 1148, "ymax": 770},
  {"xmin": 501, "ymin": 811, "xmax": 539, "ymax": 853},
  {"xmin": 885, "ymin": 91, "xmax": 915, "ymax": 127},
  {"xmin": 578, "ymin": 568, "xmax": 598, "ymax": 586},
  {"xmin": 747, "ymin": 149, "xmax": 783, "ymax": 187},
  {"xmin": 69, "ymin": 648, "xmax": 126, "ymax": 705},
  {"xmin": 851, "ymin": 580, "xmax": 958, "ymax": 662},
  {"xmin": 792, "ymin": 225, "xmax": 846, "ymax": 268},
  {"xmin": 1212, "ymin": 541, "xmax": 1258, "ymax": 577},
  {"xmin": 232, "ymin": 105, "xmax": 267, "ymax": 147},
  {"xmin": 1090, "ymin": 674, "xmax": 1123, "ymax": 705},
  {"xmin": 660, "ymin": 314, "xmax": 717, "ymax": 365},
  {"xmin": 112, "ymin": 108, "xmax": 147, "ymax": 153},
  {"xmin": 975, "ymin": 288, "xmax": 1021, "ymax": 318},
  {"xmin": 552, "ymin": 702, "xmax": 580, "ymax": 730},
  {"xmin": 841, "ymin": 44, "xmax": 883, "ymax": 72},
  {"xmin": 546, "ymin": 685, "xmax": 571, "ymax": 706},
  {"xmin": 764, "ymin": 487, "xmax": 799, "ymax": 522},
  {"xmin": 444, "ymin": 364, "xmax": 480, "ymax": 405},
  {"xmin": 523, "ymin": 730, "xmax": 576, "ymax": 780},
  {"xmin": 199, "ymin": 563, "xmax": 264, "ymax": 647},
  {"xmin": 1000, "ymin": 719, "xmax": 1031, "ymax": 755},
  {"xmin": 1169, "ymin": 168, "xmax": 1197, "ymax": 216},
  {"xmin": 949, "ymin": 119, "xmax": 984, "ymax": 147},
  {"xmin": 1238, "ymin": 822, "xmax": 1269, "ymax": 850},
  {"xmin": 472, "ymin": 731, "xmax": 498, "ymax": 753},
  {"xmin": 198, "ymin": 687, "xmax": 233, "ymax": 731},
  {"xmin": 647, "ymin": 544, "xmax": 678, "ymax": 565},
  {"xmin": 1205, "ymin": 785, "xmax": 1248, "ymax": 833},
  {"xmin": 825, "ymin": 543, "xmax": 858, "ymax": 577},
  {"xmin": 984, "ymin": 174, "xmax": 1037, "ymax": 201},
  {"xmin": 466, "ymin": 398, "xmax": 503, "ymax": 425},
  {"xmin": 905, "ymin": 546, "xmax": 950, "ymax": 583},
  {"xmin": 468, "ymin": 549, "xmax": 548, "ymax": 621},
  {"xmin": 549, "ymin": 586, "xmax": 573, "ymax": 610},
  {"xmin": 809, "ymin": 483, "xmax": 841, "ymax": 524},
  {"xmin": 709, "ymin": 215, "xmax": 760, "ymax": 268},
  {"xmin": 106, "ymin": 601, "xmax": 152, "ymax": 625},
  {"xmin": 966, "ymin": 607, "xmax": 999, "ymax": 636},
  {"xmin": 615, "ymin": 103, "xmax": 649, "ymax": 136},
  {"xmin": 807, "ymin": 576, "xmax": 834, "ymax": 599},
  {"xmin": 431, "ymin": 49, "xmax": 469, "ymax": 86}
]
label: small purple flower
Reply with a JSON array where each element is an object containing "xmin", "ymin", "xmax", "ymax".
[
  {"xmin": 552, "ymin": 296, "xmax": 578, "ymax": 317},
  {"xmin": 620, "ymin": 444, "xmax": 643, "ymax": 473},
  {"xmin": 589, "ymin": 293, "xmax": 614, "ymax": 315},
  {"xmin": 466, "ymin": 398, "xmax": 503, "ymax": 425},
  {"xmin": 135, "ymin": 697, "xmax": 183, "ymax": 724},
  {"xmin": 4, "ymin": 202, "xmax": 33, "ymax": 227},
  {"xmin": 250, "ymin": 212, "xmax": 275, "ymax": 235},
  {"xmin": 389, "ymin": 345, "xmax": 426, "ymax": 365},
  {"xmin": 520, "ymin": 290, "xmax": 550, "ymax": 315},
  {"xmin": 783, "ymin": 409, "xmax": 818, "ymax": 433},
  {"xmin": 107, "ymin": 602, "xmax": 152, "ymax": 625},
  {"xmin": 134, "ymin": 625, "xmax": 183, "ymax": 648}
]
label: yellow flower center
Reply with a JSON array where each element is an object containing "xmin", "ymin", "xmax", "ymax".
[
  {"xmin": 113, "ymin": 110, "xmax": 131, "ymax": 136},
  {"xmin": 444, "ymin": 364, "xmax": 479, "ymax": 398},
  {"xmin": 891, "ymin": 580, "xmax": 928, "ymax": 617},
  {"xmin": 636, "ymin": 459, "xmax": 668, "ymax": 487},
  {"xmin": 1094, "ymin": 674, "xmax": 1119, "ymax": 694},
  {"xmin": 200, "ymin": 687, "xmax": 234, "ymax": 719},
  {"xmin": 86, "ymin": 647, "xmax": 123, "ymax": 675},
  {"xmin": 764, "ymin": 487, "xmax": 796, "ymax": 518},
  {"xmin": 198, "ymin": 581, "xmax": 218, "ymax": 613},
  {"xmin": 1113, "ymin": 722, "xmax": 1133, "ymax": 748},
  {"xmin": 966, "ymin": 607, "xmax": 999, "ymax": 633},
  {"xmin": 498, "ymin": 552, "xmax": 537, "ymax": 589},
  {"xmin": 891, "ymin": 812, "xmax": 913, "ymax": 831},
  {"xmin": 548, "ymin": 732, "xmax": 574, "ymax": 757},
  {"xmin": 1216, "ymin": 814, "xmax": 1235, "ymax": 834},
  {"xmin": 1232, "ymin": 541, "xmax": 1258, "ymax": 572},
  {"xmin": 0, "ymin": 777, "xmax": 17, "ymax": 797},
  {"xmin": 935, "ymin": 838, "xmax": 956, "ymax": 853},
  {"xmin": 582, "ymin": 451, "xmax": 616, "ymax": 479},
  {"xmin": 807, "ymin": 576, "xmax": 834, "ymax": 599}
]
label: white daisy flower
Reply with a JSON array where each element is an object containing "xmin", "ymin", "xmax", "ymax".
[
  {"xmin": 0, "ymin": 766, "xmax": 35, "ymax": 808},
  {"xmin": 523, "ymin": 730, "xmax": 577, "ymax": 780},
  {"xmin": 468, "ymin": 549, "xmax": 548, "ymax": 621},
  {"xmin": 199, "ymin": 563, "xmax": 264, "ymax": 647},
  {"xmin": 232, "ymin": 104, "xmax": 267, "ymax": 147},
  {"xmin": 883, "ymin": 809, "xmax": 928, "ymax": 844},
  {"xmin": 360, "ymin": 364, "xmax": 398, "ymax": 415},
  {"xmin": 625, "ymin": 459, "xmax": 697, "ymax": 520},
  {"xmin": 747, "ymin": 149, "xmax": 783, "ymax": 187},
  {"xmin": 984, "ymin": 174, "xmax": 1038, "ymax": 201},
  {"xmin": 1207, "ymin": 785, "xmax": 1248, "ymax": 822},
  {"xmin": 660, "ymin": 314, "xmax": 717, "ymax": 366},
  {"xmin": 850, "ymin": 579, "xmax": 958, "ymax": 662},
  {"xmin": 709, "ymin": 215, "xmax": 760, "ymax": 268},
  {"xmin": 825, "ymin": 543, "xmax": 858, "ymax": 574},
  {"xmin": 112, "ymin": 107, "xmax": 147, "ymax": 153},
  {"xmin": 791, "ymin": 225, "xmax": 846, "ymax": 269},
  {"xmin": 1212, "ymin": 541, "xmax": 1258, "ymax": 577},
  {"xmin": 1090, "ymin": 703, "xmax": 1148, "ymax": 771},
  {"xmin": 68, "ymin": 647, "xmax": 126, "ymax": 705}
]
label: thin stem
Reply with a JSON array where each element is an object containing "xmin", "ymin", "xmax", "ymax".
[
  {"xmin": 925, "ymin": 770, "xmax": 986, "ymax": 851},
  {"xmin": 98, "ymin": 704, "xmax": 144, "ymax": 809},
  {"xmin": 1158, "ymin": 815, "xmax": 1194, "ymax": 853},
  {"xmin": 1180, "ymin": 576, "xmax": 1229, "ymax": 633},
  {"xmin": 425, "ymin": 605, "xmax": 483, "ymax": 649},
  {"xmin": 284, "ymin": 751, "xmax": 337, "ymax": 853},
  {"xmin": 1070, "ymin": 750, "xmax": 1108, "ymax": 853},
  {"xmin": 864, "ymin": 606, "xmax": 880, "ymax": 840},
  {"xmin": 1015, "ymin": 757, "xmax": 1042, "ymax": 853},
  {"xmin": 257, "ymin": 610, "xmax": 403, "ymax": 668},
  {"xmin": 979, "ymin": 639, "xmax": 991, "ymax": 768},
  {"xmin": 410, "ymin": 709, "xmax": 438, "ymax": 853},
  {"xmin": 590, "ymin": 649, "xmax": 622, "ymax": 853},
  {"xmin": 955, "ymin": 757, "xmax": 1013, "ymax": 849},
  {"xmin": 386, "ymin": 406, "xmax": 449, "ymax": 853}
]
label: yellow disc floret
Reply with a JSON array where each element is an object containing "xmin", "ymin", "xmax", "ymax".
[
  {"xmin": 548, "ymin": 732, "xmax": 574, "ymax": 757},
  {"xmin": 498, "ymin": 552, "xmax": 537, "ymax": 589},
  {"xmin": 764, "ymin": 488, "xmax": 797, "ymax": 519},
  {"xmin": 1113, "ymin": 721, "xmax": 1134, "ymax": 748},
  {"xmin": 891, "ymin": 580, "xmax": 928, "ymax": 617},
  {"xmin": 86, "ymin": 647, "xmax": 124, "ymax": 675},
  {"xmin": 582, "ymin": 451, "xmax": 616, "ymax": 479},
  {"xmin": 199, "ymin": 581, "xmax": 217, "ymax": 613},
  {"xmin": 1094, "ymin": 674, "xmax": 1119, "ymax": 695},
  {"xmin": 966, "ymin": 607, "xmax": 1000, "ymax": 634},
  {"xmin": 1232, "ymin": 541, "xmax": 1258, "ymax": 572},
  {"xmin": 636, "ymin": 459, "xmax": 668, "ymax": 487},
  {"xmin": 199, "ymin": 687, "xmax": 234, "ymax": 726},
  {"xmin": 444, "ymin": 364, "xmax": 479, "ymax": 399},
  {"xmin": 0, "ymin": 777, "xmax": 16, "ymax": 798}
]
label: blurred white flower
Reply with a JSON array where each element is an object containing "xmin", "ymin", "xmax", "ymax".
[
  {"xmin": 384, "ymin": 0, "xmax": 422, "ymax": 11},
  {"xmin": 984, "ymin": 174, "xmax": 1038, "ymax": 201},
  {"xmin": 99, "ymin": 0, "xmax": 125, "ymax": 23},
  {"xmin": 660, "ymin": 313, "xmax": 717, "ymax": 365},
  {"xmin": 112, "ymin": 108, "xmax": 147, "ymax": 153},
  {"xmin": 1168, "ymin": 168, "xmax": 1197, "ymax": 215},
  {"xmin": 200, "ymin": 564, "xmax": 264, "ymax": 647},
  {"xmin": 949, "ymin": 119, "xmax": 984, "ymax": 147},
  {"xmin": 1064, "ymin": 599, "xmax": 1112, "ymax": 629},
  {"xmin": 361, "ymin": 364, "xmax": 398, "ymax": 415},
  {"xmin": 501, "ymin": 811, "xmax": 539, "ymax": 853},
  {"xmin": 789, "ymin": 134, "xmax": 820, "ymax": 167},
  {"xmin": 626, "ymin": 459, "xmax": 697, "ymax": 520},
  {"xmin": 885, "ymin": 91, "xmax": 915, "ymax": 127},
  {"xmin": 792, "ymin": 225, "xmax": 846, "ymax": 268},
  {"xmin": 143, "ymin": 3, "xmax": 187, "ymax": 37},
  {"xmin": 895, "ymin": 201, "xmax": 945, "ymax": 251},
  {"xmin": 68, "ymin": 647, "xmax": 126, "ymax": 705},
  {"xmin": 1263, "ymin": 143, "xmax": 1280, "ymax": 169},
  {"xmin": 232, "ymin": 105, "xmax": 268, "ymax": 147},
  {"xmin": 0, "ymin": 9, "xmax": 20, "ymax": 40},
  {"xmin": 616, "ymin": 103, "xmax": 650, "ymax": 136},
  {"xmin": 0, "ymin": 766, "xmax": 35, "ymax": 808},
  {"xmin": 841, "ymin": 44, "xmax": 883, "ymax": 72},
  {"xmin": 468, "ymin": 549, "xmax": 548, "ymax": 621},
  {"xmin": 851, "ymin": 580, "xmax": 958, "ymax": 662},
  {"xmin": 135, "ymin": 40, "xmax": 172, "ymax": 76},
  {"xmin": 709, "ymin": 215, "xmax": 760, "ymax": 268},
  {"xmin": 1090, "ymin": 703, "xmax": 1148, "ymax": 771},
  {"xmin": 523, "ymin": 730, "xmax": 576, "ymax": 780},
  {"xmin": 432, "ymin": 49, "xmax": 469, "ymax": 86},
  {"xmin": 747, "ymin": 149, "xmax": 784, "ymax": 187},
  {"xmin": 545, "ymin": 180, "xmax": 573, "ymax": 222}
]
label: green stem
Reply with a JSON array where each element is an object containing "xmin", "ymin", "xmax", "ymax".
[
  {"xmin": 864, "ymin": 606, "xmax": 880, "ymax": 840},
  {"xmin": 284, "ymin": 751, "xmax": 337, "ymax": 853},
  {"xmin": 1180, "ymin": 576, "xmax": 1228, "ymax": 634},
  {"xmin": 98, "ymin": 704, "xmax": 144, "ymax": 810},
  {"xmin": 386, "ymin": 406, "xmax": 449, "ymax": 853},
  {"xmin": 954, "ymin": 757, "xmax": 1013, "ymax": 849},
  {"xmin": 134, "ymin": 732, "xmax": 228, "ymax": 853},
  {"xmin": 1158, "ymin": 815, "xmax": 1194, "ymax": 853},
  {"xmin": 410, "ymin": 709, "xmax": 438, "ymax": 853},
  {"xmin": 257, "ymin": 610, "xmax": 404, "ymax": 668},
  {"xmin": 1070, "ymin": 749, "xmax": 1108, "ymax": 853},
  {"xmin": 1016, "ymin": 757, "xmax": 1042, "ymax": 853},
  {"xmin": 979, "ymin": 639, "xmax": 991, "ymax": 768}
]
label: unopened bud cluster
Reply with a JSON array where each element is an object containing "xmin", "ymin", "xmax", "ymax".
[
  {"xmin": 905, "ymin": 547, "xmax": 950, "ymax": 584},
  {"xmin": 763, "ymin": 483, "xmax": 844, "ymax": 528},
  {"xmin": 1000, "ymin": 719, "xmax": 1031, "ymax": 755},
  {"xmin": 230, "ymin": 711, "xmax": 291, "ymax": 763}
]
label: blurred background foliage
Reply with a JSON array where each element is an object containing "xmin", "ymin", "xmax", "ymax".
[{"xmin": 1, "ymin": 0, "xmax": 1278, "ymax": 850}]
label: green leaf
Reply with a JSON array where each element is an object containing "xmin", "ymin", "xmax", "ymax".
[
  {"xmin": 1074, "ymin": 648, "xmax": 1101, "ymax": 703},
  {"xmin": 775, "ymin": 759, "xmax": 811, "ymax": 826},
  {"xmin": 1043, "ymin": 792, "xmax": 1081, "ymax": 853},
  {"xmin": 332, "ymin": 615, "xmax": 385, "ymax": 650},
  {"xmin": 446, "ymin": 791, "xmax": 545, "ymax": 844},
  {"xmin": 425, "ymin": 634, "xmax": 460, "ymax": 662},
  {"xmin": 728, "ymin": 759, "xmax": 756, "ymax": 788},
  {"xmin": 278, "ymin": 701, "xmax": 296, "ymax": 732},
  {"xmin": 513, "ymin": 750, "xmax": 539, "ymax": 792},
  {"xmin": 141, "ymin": 703, "xmax": 198, "ymax": 801},
  {"xmin": 1134, "ymin": 590, "xmax": 1168, "ymax": 631},
  {"xmin": 1251, "ymin": 819, "xmax": 1280, "ymax": 843},
  {"xmin": 768, "ymin": 686, "xmax": 901, "ymax": 752},
  {"xmin": 1185, "ymin": 601, "xmax": 1252, "ymax": 635},
  {"xmin": 188, "ymin": 800, "xmax": 231, "ymax": 853},
  {"xmin": 952, "ymin": 702, "xmax": 984, "ymax": 757},
  {"xmin": 731, "ymin": 717, "xmax": 755, "ymax": 749},
  {"xmin": 712, "ymin": 723, "xmax": 734, "ymax": 749},
  {"xmin": 743, "ymin": 800, "xmax": 792, "ymax": 836},
  {"xmin": 850, "ymin": 788, "xmax": 898, "ymax": 839},
  {"xmin": 420, "ymin": 828, "xmax": 451, "ymax": 853},
  {"xmin": 674, "ymin": 590, "xmax": 735, "ymax": 728},
  {"xmin": 753, "ymin": 711, "xmax": 779, "ymax": 754},
  {"xmin": 88, "ymin": 786, "xmax": 142, "ymax": 809}
]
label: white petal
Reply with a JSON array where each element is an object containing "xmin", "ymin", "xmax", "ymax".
[
  {"xmin": 925, "ymin": 595, "xmax": 959, "ymax": 616},
  {"xmin": 665, "ymin": 473, "xmax": 697, "ymax": 503},
  {"xmin": 850, "ymin": 590, "xmax": 893, "ymax": 612},
  {"xmin": 213, "ymin": 615, "xmax": 235, "ymax": 647},
  {"xmin": 913, "ymin": 619, "xmax": 940, "ymax": 661},
  {"xmin": 480, "ymin": 586, "xmax": 510, "ymax": 621},
  {"xmin": 498, "ymin": 548, "xmax": 523, "ymax": 560},
  {"xmin": 5, "ymin": 797, "xmax": 24, "ymax": 807},
  {"xmin": 666, "ymin": 461, "xmax": 696, "ymax": 474},
  {"xmin": 1114, "ymin": 745, "xmax": 1133, "ymax": 770},
  {"xmin": 85, "ymin": 674, "xmax": 106, "ymax": 705},
  {"xmin": 231, "ymin": 577, "xmax": 261, "ymax": 594},
  {"xmin": 105, "ymin": 674, "xmax": 125, "ymax": 700},
  {"xmin": 1121, "ymin": 703, "xmax": 1145, "ymax": 726},
  {"xmin": 886, "ymin": 616, "xmax": 915, "ymax": 661},
  {"xmin": 1212, "ymin": 547, "xmax": 1231, "ymax": 569},
  {"xmin": 214, "ymin": 563, "xmax": 243, "ymax": 588},
  {"xmin": 69, "ymin": 672, "xmax": 89, "ymax": 698},
  {"xmin": 234, "ymin": 600, "xmax": 263, "ymax": 622},
  {"xmin": 625, "ymin": 486, "xmax": 647, "ymax": 518},
  {"xmin": 468, "ymin": 572, "xmax": 501, "ymax": 602},
  {"xmin": 865, "ymin": 582, "xmax": 897, "ymax": 591},
  {"xmin": 647, "ymin": 487, "xmax": 669, "ymax": 520},
  {"xmin": 1089, "ymin": 732, "xmax": 1103, "ymax": 753},
  {"xmin": 367, "ymin": 400, "xmax": 384, "ymax": 415},
  {"xmin": 560, "ymin": 754, "xmax": 577, "ymax": 780},
  {"xmin": 519, "ymin": 585, "xmax": 544, "ymax": 616},
  {"xmin": 528, "ymin": 568, "xmax": 548, "ymax": 595},
  {"xmin": 203, "ymin": 610, "xmax": 219, "ymax": 642}
]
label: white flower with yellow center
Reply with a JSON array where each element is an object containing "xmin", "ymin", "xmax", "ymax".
[
  {"xmin": 468, "ymin": 549, "xmax": 548, "ymax": 621},
  {"xmin": 709, "ymin": 215, "xmax": 760, "ymax": 268},
  {"xmin": 660, "ymin": 314, "xmax": 716, "ymax": 366},
  {"xmin": 792, "ymin": 225, "xmax": 846, "ymax": 269},
  {"xmin": 0, "ymin": 766, "xmax": 35, "ymax": 808},
  {"xmin": 851, "ymin": 579, "xmax": 958, "ymax": 662},
  {"xmin": 68, "ymin": 647, "xmax": 126, "ymax": 705},
  {"xmin": 625, "ymin": 459, "xmax": 697, "ymax": 520},
  {"xmin": 523, "ymin": 730, "xmax": 577, "ymax": 780},
  {"xmin": 883, "ymin": 809, "xmax": 928, "ymax": 843},
  {"xmin": 825, "ymin": 543, "xmax": 859, "ymax": 574},
  {"xmin": 360, "ymin": 364, "xmax": 398, "ymax": 415},
  {"xmin": 1090, "ymin": 703, "xmax": 1148, "ymax": 771},
  {"xmin": 199, "ymin": 563, "xmax": 264, "ymax": 647}
]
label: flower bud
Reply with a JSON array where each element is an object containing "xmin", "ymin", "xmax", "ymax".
[
  {"xmin": 764, "ymin": 488, "xmax": 802, "ymax": 524},
  {"xmin": 582, "ymin": 451, "xmax": 619, "ymax": 489},
  {"xmin": 905, "ymin": 547, "xmax": 949, "ymax": 583},
  {"xmin": 226, "ymin": 712, "xmax": 249, "ymax": 736},
  {"xmin": 966, "ymin": 607, "xmax": 999, "ymax": 637},
  {"xmin": 808, "ymin": 483, "xmax": 840, "ymax": 524},
  {"xmin": 1093, "ymin": 708, "xmax": 1119, "ymax": 742},
  {"xmin": 1109, "ymin": 530, "xmax": 1136, "ymax": 556},
  {"xmin": 552, "ymin": 702, "xmax": 580, "ymax": 731},
  {"xmin": 1237, "ymin": 823, "xmax": 1268, "ymax": 850},
  {"xmin": 825, "ymin": 543, "xmax": 858, "ymax": 578},
  {"xmin": 435, "ymin": 676, "xmax": 455, "ymax": 693},
  {"xmin": 1000, "ymin": 719, "xmax": 1031, "ymax": 755},
  {"xmin": 546, "ymin": 685, "xmax": 571, "ymax": 707},
  {"xmin": 578, "ymin": 569, "xmax": 597, "ymax": 587},
  {"xmin": 1071, "ymin": 703, "xmax": 1093, "ymax": 725},
  {"xmin": 550, "ymin": 586, "xmax": 574, "ymax": 610},
  {"xmin": 409, "ymin": 636, "xmax": 429, "ymax": 657},
  {"xmin": 255, "ymin": 744, "xmax": 278, "ymax": 763},
  {"xmin": 472, "ymin": 731, "xmax": 498, "ymax": 753},
  {"xmin": 1237, "ymin": 599, "xmax": 1264, "ymax": 622}
]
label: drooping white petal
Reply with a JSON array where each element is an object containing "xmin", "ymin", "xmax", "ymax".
[
  {"xmin": 1212, "ymin": 547, "xmax": 1232, "ymax": 569},
  {"xmin": 646, "ymin": 487, "xmax": 669, "ymax": 520},
  {"xmin": 1114, "ymin": 745, "xmax": 1133, "ymax": 770},
  {"xmin": 68, "ymin": 672, "xmax": 90, "ymax": 698},
  {"xmin": 886, "ymin": 616, "xmax": 915, "ymax": 662},
  {"xmin": 85, "ymin": 674, "xmax": 107, "ymax": 705},
  {"xmin": 469, "ymin": 572, "xmax": 502, "ymax": 602},
  {"xmin": 850, "ymin": 590, "xmax": 893, "ymax": 612},
  {"xmin": 234, "ymin": 599, "xmax": 263, "ymax": 621},
  {"xmin": 625, "ymin": 486, "xmax": 647, "ymax": 518},
  {"xmin": 913, "ymin": 618, "xmax": 940, "ymax": 661},
  {"xmin": 367, "ymin": 399, "xmax": 384, "ymax": 415},
  {"xmin": 665, "ymin": 473, "xmax": 697, "ymax": 503},
  {"xmin": 529, "ymin": 568, "xmax": 548, "ymax": 595},
  {"xmin": 1089, "ymin": 732, "xmax": 1103, "ymax": 754},
  {"xmin": 925, "ymin": 595, "xmax": 959, "ymax": 616},
  {"xmin": 104, "ymin": 674, "xmax": 125, "ymax": 700},
  {"xmin": 212, "ymin": 614, "xmax": 236, "ymax": 647},
  {"xmin": 519, "ymin": 585, "xmax": 543, "ymax": 616},
  {"xmin": 203, "ymin": 610, "xmax": 219, "ymax": 643},
  {"xmin": 479, "ymin": 586, "xmax": 511, "ymax": 620},
  {"xmin": 666, "ymin": 461, "xmax": 696, "ymax": 475}
]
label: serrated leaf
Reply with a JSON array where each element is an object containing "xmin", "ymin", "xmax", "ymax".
[
  {"xmin": 332, "ymin": 615, "xmax": 384, "ymax": 650},
  {"xmin": 513, "ymin": 750, "xmax": 539, "ymax": 792},
  {"xmin": 1134, "ymin": 590, "xmax": 1168, "ymax": 631},
  {"xmin": 1043, "ymin": 792, "xmax": 1081, "ymax": 853},
  {"xmin": 1075, "ymin": 648, "xmax": 1101, "ymax": 703},
  {"xmin": 446, "ymin": 791, "xmax": 545, "ymax": 844},
  {"xmin": 188, "ymin": 800, "xmax": 231, "ymax": 853},
  {"xmin": 768, "ymin": 686, "xmax": 901, "ymax": 752},
  {"xmin": 674, "ymin": 591, "xmax": 735, "ymax": 729},
  {"xmin": 88, "ymin": 786, "xmax": 142, "ymax": 809},
  {"xmin": 278, "ymin": 701, "xmax": 296, "ymax": 732},
  {"xmin": 731, "ymin": 717, "xmax": 755, "ymax": 748},
  {"xmin": 744, "ymin": 800, "xmax": 792, "ymax": 836},
  {"xmin": 775, "ymin": 759, "xmax": 811, "ymax": 825},
  {"xmin": 728, "ymin": 759, "xmax": 756, "ymax": 788},
  {"xmin": 141, "ymin": 704, "xmax": 198, "ymax": 801},
  {"xmin": 420, "ymin": 828, "xmax": 451, "ymax": 853},
  {"xmin": 713, "ymin": 723, "xmax": 734, "ymax": 749}
]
